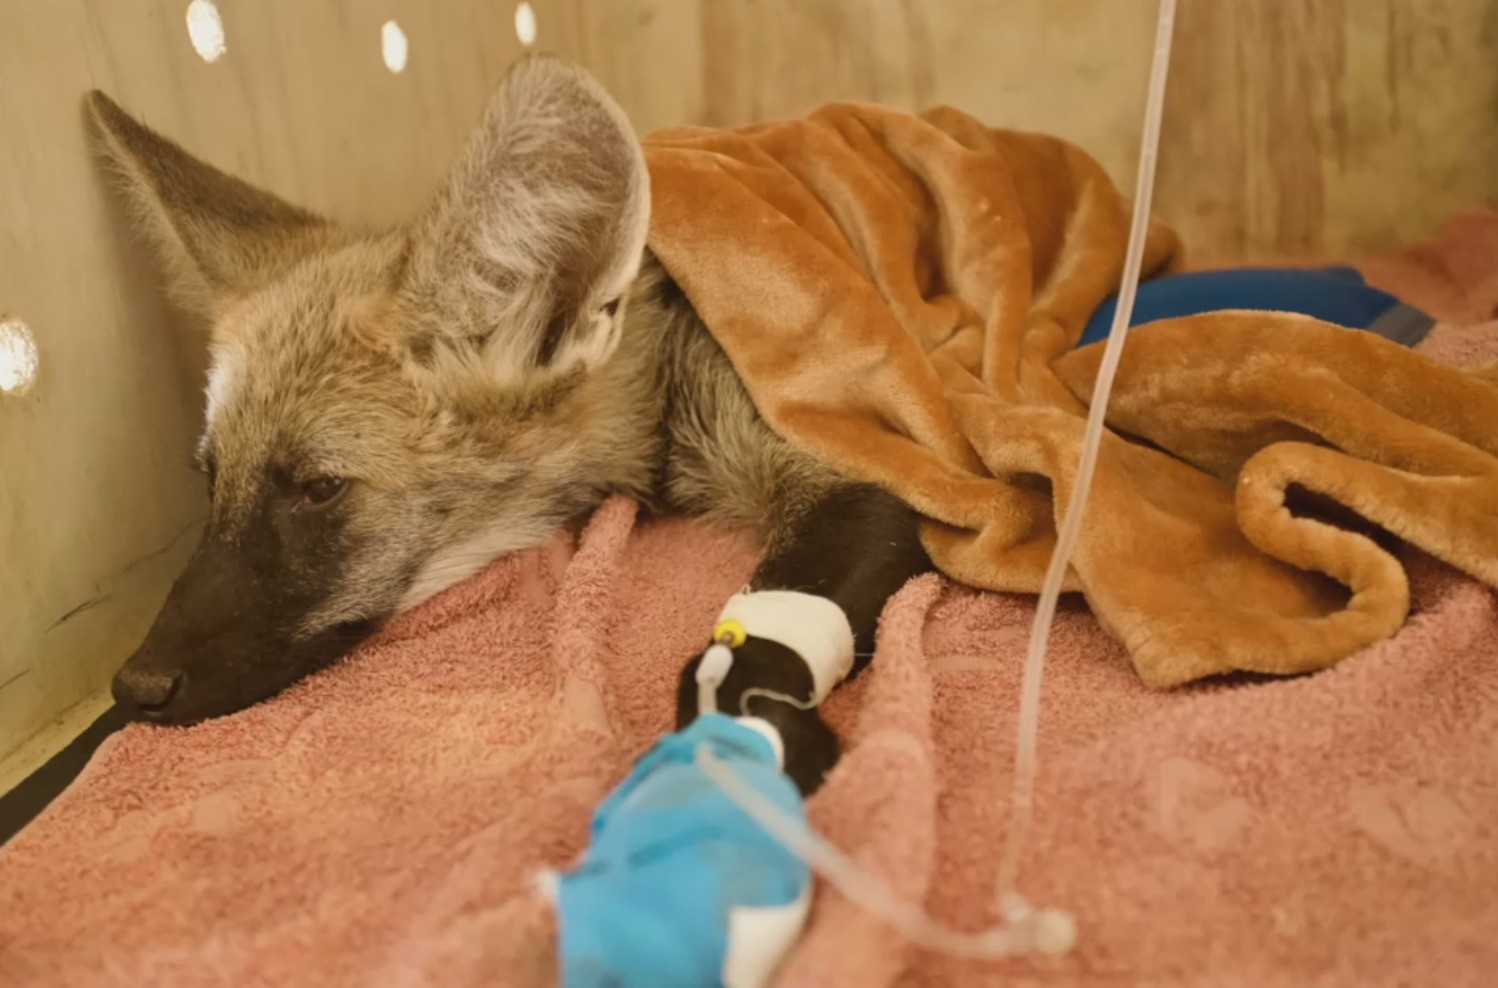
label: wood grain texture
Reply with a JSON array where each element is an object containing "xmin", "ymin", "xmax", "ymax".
[
  {"xmin": 1160, "ymin": 0, "xmax": 1498, "ymax": 258},
  {"xmin": 549, "ymin": 0, "xmax": 1498, "ymax": 260}
]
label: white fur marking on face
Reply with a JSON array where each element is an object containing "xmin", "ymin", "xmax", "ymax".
[
  {"xmin": 203, "ymin": 342, "xmax": 245, "ymax": 426},
  {"xmin": 397, "ymin": 517, "xmax": 557, "ymax": 613}
]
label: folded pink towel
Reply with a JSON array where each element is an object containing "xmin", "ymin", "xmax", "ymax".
[{"xmin": 3, "ymin": 213, "xmax": 1496, "ymax": 988}]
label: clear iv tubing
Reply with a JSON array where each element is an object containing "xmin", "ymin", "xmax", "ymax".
[
  {"xmin": 994, "ymin": 0, "xmax": 1178, "ymax": 910},
  {"xmin": 697, "ymin": 744, "xmax": 1077, "ymax": 958},
  {"xmin": 699, "ymin": 0, "xmax": 1179, "ymax": 960}
]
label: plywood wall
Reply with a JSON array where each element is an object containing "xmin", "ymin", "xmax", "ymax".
[{"xmin": 549, "ymin": 0, "xmax": 1498, "ymax": 261}]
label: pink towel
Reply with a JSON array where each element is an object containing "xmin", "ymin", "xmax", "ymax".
[{"xmin": 3, "ymin": 213, "xmax": 1496, "ymax": 988}]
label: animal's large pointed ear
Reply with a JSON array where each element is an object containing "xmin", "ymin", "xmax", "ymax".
[
  {"xmin": 85, "ymin": 91, "xmax": 338, "ymax": 318},
  {"xmin": 401, "ymin": 55, "xmax": 649, "ymax": 382}
]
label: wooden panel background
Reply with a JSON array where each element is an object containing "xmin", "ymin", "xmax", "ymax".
[
  {"xmin": 549, "ymin": 0, "xmax": 1498, "ymax": 260},
  {"xmin": 1, "ymin": 0, "xmax": 1494, "ymax": 773}
]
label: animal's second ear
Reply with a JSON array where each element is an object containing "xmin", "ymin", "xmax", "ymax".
[
  {"xmin": 401, "ymin": 55, "xmax": 650, "ymax": 381},
  {"xmin": 85, "ymin": 91, "xmax": 338, "ymax": 318}
]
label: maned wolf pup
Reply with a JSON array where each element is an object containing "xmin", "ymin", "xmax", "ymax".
[{"xmin": 91, "ymin": 55, "xmax": 929, "ymax": 793}]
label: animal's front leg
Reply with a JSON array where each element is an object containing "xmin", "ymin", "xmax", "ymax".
[{"xmin": 675, "ymin": 484, "xmax": 932, "ymax": 794}]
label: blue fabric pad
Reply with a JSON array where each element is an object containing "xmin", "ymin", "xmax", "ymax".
[
  {"xmin": 1079, "ymin": 266, "xmax": 1434, "ymax": 348},
  {"xmin": 555, "ymin": 714, "xmax": 810, "ymax": 988}
]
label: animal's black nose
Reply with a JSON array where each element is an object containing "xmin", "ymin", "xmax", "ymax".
[{"xmin": 112, "ymin": 666, "xmax": 183, "ymax": 713}]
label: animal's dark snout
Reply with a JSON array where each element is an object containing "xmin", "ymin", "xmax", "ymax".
[
  {"xmin": 109, "ymin": 525, "xmax": 383, "ymax": 725},
  {"xmin": 112, "ymin": 664, "xmax": 183, "ymax": 715}
]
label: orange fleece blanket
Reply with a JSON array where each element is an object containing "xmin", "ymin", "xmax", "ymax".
[{"xmin": 643, "ymin": 105, "xmax": 1498, "ymax": 687}]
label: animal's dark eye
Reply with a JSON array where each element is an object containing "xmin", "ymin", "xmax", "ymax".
[{"xmin": 299, "ymin": 476, "xmax": 349, "ymax": 509}]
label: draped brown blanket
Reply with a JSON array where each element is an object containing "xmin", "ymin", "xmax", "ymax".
[{"xmin": 642, "ymin": 103, "xmax": 1498, "ymax": 688}]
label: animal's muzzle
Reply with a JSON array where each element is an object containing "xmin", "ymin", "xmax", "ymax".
[
  {"xmin": 111, "ymin": 528, "xmax": 304, "ymax": 726},
  {"xmin": 111, "ymin": 664, "xmax": 184, "ymax": 718}
]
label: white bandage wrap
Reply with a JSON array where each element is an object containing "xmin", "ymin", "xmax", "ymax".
[
  {"xmin": 723, "ymin": 882, "xmax": 811, "ymax": 988},
  {"xmin": 717, "ymin": 591, "xmax": 855, "ymax": 705},
  {"xmin": 734, "ymin": 716, "xmax": 785, "ymax": 768}
]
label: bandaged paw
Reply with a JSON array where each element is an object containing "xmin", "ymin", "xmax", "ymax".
[{"xmin": 715, "ymin": 590, "xmax": 855, "ymax": 705}]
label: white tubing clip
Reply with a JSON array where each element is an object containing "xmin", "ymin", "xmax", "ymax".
[{"xmin": 696, "ymin": 641, "xmax": 735, "ymax": 714}]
